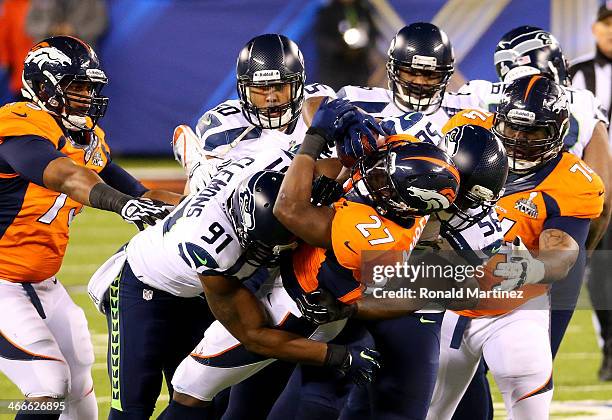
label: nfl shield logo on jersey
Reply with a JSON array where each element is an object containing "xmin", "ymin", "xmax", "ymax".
[{"xmin": 143, "ymin": 289, "xmax": 154, "ymax": 301}]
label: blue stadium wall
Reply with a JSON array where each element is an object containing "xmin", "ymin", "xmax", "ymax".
[{"xmin": 3, "ymin": 0, "xmax": 587, "ymax": 155}]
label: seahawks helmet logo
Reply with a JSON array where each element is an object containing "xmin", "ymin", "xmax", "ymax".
[{"xmin": 238, "ymin": 187, "xmax": 255, "ymax": 229}]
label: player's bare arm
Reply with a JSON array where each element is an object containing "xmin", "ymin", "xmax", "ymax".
[
  {"xmin": 43, "ymin": 156, "xmax": 107, "ymax": 205},
  {"xmin": 537, "ymin": 228, "xmax": 580, "ymax": 283},
  {"xmin": 582, "ymin": 121, "xmax": 612, "ymax": 250},
  {"xmin": 142, "ymin": 189, "xmax": 183, "ymax": 205},
  {"xmin": 43, "ymin": 156, "xmax": 170, "ymax": 229},
  {"xmin": 200, "ymin": 273, "xmax": 329, "ymax": 364},
  {"xmin": 274, "ymin": 153, "xmax": 335, "ymax": 249}
]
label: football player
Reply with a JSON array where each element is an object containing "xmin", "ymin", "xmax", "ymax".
[
  {"xmin": 453, "ymin": 27, "xmax": 611, "ymax": 420},
  {"xmin": 270, "ymin": 97, "xmax": 486, "ymax": 420},
  {"xmin": 337, "ymin": 22, "xmax": 483, "ymax": 138},
  {"xmin": 0, "ymin": 36, "xmax": 179, "ymax": 420},
  {"xmin": 160, "ymin": 99, "xmax": 457, "ymax": 419},
  {"xmin": 461, "ymin": 25, "xmax": 611, "ymax": 255},
  {"xmin": 89, "ymin": 154, "xmax": 380, "ymax": 419},
  {"xmin": 270, "ymin": 120, "xmax": 509, "ymax": 420},
  {"xmin": 427, "ymin": 76, "xmax": 604, "ymax": 420},
  {"xmin": 173, "ymin": 33, "xmax": 339, "ymax": 194}
]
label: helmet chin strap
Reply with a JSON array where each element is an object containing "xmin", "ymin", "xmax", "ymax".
[
  {"xmin": 61, "ymin": 113, "xmax": 91, "ymax": 131},
  {"xmin": 393, "ymin": 85, "xmax": 442, "ymax": 115},
  {"xmin": 508, "ymin": 156, "xmax": 539, "ymax": 172}
]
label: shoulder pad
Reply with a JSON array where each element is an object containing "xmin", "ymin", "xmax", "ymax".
[
  {"xmin": 337, "ymin": 86, "xmax": 391, "ymax": 113},
  {"xmin": 442, "ymin": 108, "xmax": 494, "ymax": 135},
  {"xmin": 0, "ymin": 102, "xmax": 63, "ymax": 147},
  {"xmin": 165, "ymin": 199, "xmax": 243, "ymax": 273},
  {"xmin": 542, "ymin": 154, "xmax": 604, "ymax": 219},
  {"xmin": 195, "ymin": 100, "xmax": 262, "ymax": 153},
  {"xmin": 304, "ymin": 83, "xmax": 337, "ymax": 99}
]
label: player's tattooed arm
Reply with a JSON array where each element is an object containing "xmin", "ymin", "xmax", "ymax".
[
  {"xmin": 538, "ymin": 228, "xmax": 580, "ymax": 283},
  {"xmin": 274, "ymin": 153, "xmax": 335, "ymax": 249},
  {"xmin": 583, "ymin": 122, "xmax": 612, "ymax": 250},
  {"xmin": 200, "ymin": 274, "xmax": 328, "ymax": 364}
]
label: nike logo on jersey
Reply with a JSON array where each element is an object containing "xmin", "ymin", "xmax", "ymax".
[
  {"xmin": 419, "ymin": 316, "xmax": 436, "ymax": 324},
  {"xmin": 360, "ymin": 350, "xmax": 375, "ymax": 361},
  {"xmin": 344, "ymin": 241, "xmax": 358, "ymax": 255},
  {"xmin": 193, "ymin": 252, "xmax": 208, "ymax": 266},
  {"xmin": 12, "ymin": 111, "xmax": 27, "ymax": 118},
  {"xmin": 266, "ymin": 292, "xmax": 273, "ymax": 306}
]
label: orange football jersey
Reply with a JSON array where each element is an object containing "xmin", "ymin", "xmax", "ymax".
[
  {"xmin": 282, "ymin": 198, "xmax": 427, "ymax": 304},
  {"xmin": 457, "ymin": 152, "xmax": 604, "ymax": 317},
  {"xmin": 0, "ymin": 101, "xmax": 111, "ymax": 282},
  {"xmin": 441, "ymin": 108, "xmax": 494, "ymax": 135}
]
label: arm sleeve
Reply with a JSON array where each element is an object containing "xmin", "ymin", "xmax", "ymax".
[
  {"xmin": 0, "ymin": 135, "xmax": 65, "ymax": 186},
  {"xmin": 543, "ymin": 216, "xmax": 590, "ymax": 248},
  {"xmin": 98, "ymin": 161, "xmax": 149, "ymax": 197}
]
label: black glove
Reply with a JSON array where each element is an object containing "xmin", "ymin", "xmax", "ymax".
[
  {"xmin": 311, "ymin": 175, "xmax": 343, "ymax": 207},
  {"xmin": 120, "ymin": 197, "xmax": 171, "ymax": 231},
  {"xmin": 325, "ymin": 344, "xmax": 381, "ymax": 386},
  {"xmin": 295, "ymin": 288, "xmax": 357, "ymax": 325}
]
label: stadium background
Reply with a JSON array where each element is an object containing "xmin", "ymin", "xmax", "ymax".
[{"xmin": 1, "ymin": 0, "xmax": 611, "ymax": 418}]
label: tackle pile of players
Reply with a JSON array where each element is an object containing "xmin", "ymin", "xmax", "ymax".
[{"xmin": 0, "ymin": 21, "xmax": 608, "ymax": 420}]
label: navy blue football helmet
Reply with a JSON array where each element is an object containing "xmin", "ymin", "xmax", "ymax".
[
  {"xmin": 387, "ymin": 23, "xmax": 454, "ymax": 114},
  {"xmin": 229, "ymin": 170, "xmax": 297, "ymax": 267},
  {"xmin": 21, "ymin": 36, "xmax": 108, "ymax": 131},
  {"xmin": 494, "ymin": 26, "xmax": 571, "ymax": 86},
  {"xmin": 441, "ymin": 124, "xmax": 508, "ymax": 230},
  {"xmin": 236, "ymin": 34, "xmax": 305, "ymax": 129},
  {"xmin": 351, "ymin": 138, "xmax": 460, "ymax": 227},
  {"xmin": 492, "ymin": 75, "xmax": 569, "ymax": 174}
]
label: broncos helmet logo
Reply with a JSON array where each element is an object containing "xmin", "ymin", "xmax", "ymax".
[
  {"xmin": 405, "ymin": 186, "xmax": 452, "ymax": 212},
  {"xmin": 25, "ymin": 47, "xmax": 72, "ymax": 71}
]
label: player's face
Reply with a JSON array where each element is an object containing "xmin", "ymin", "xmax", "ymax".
[
  {"xmin": 63, "ymin": 80, "xmax": 95, "ymax": 114},
  {"xmin": 496, "ymin": 121, "xmax": 551, "ymax": 161},
  {"xmin": 397, "ymin": 67, "xmax": 444, "ymax": 99},
  {"xmin": 248, "ymin": 83, "xmax": 292, "ymax": 112},
  {"xmin": 398, "ymin": 68, "xmax": 444, "ymax": 86},
  {"xmin": 593, "ymin": 16, "xmax": 612, "ymax": 59}
]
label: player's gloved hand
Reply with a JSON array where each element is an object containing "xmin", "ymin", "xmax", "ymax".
[
  {"xmin": 308, "ymin": 98, "xmax": 360, "ymax": 147},
  {"xmin": 120, "ymin": 198, "xmax": 171, "ymax": 231},
  {"xmin": 337, "ymin": 112, "xmax": 384, "ymax": 163},
  {"xmin": 325, "ymin": 344, "xmax": 381, "ymax": 386},
  {"xmin": 493, "ymin": 236, "xmax": 545, "ymax": 291},
  {"xmin": 295, "ymin": 288, "xmax": 357, "ymax": 325},
  {"xmin": 311, "ymin": 175, "xmax": 344, "ymax": 206}
]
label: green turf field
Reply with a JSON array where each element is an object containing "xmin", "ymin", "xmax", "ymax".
[{"xmin": 1, "ymin": 208, "xmax": 611, "ymax": 418}]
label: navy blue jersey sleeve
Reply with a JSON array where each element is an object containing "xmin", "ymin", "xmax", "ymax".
[
  {"xmin": 0, "ymin": 135, "xmax": 65, "ymax": 186},
  {"xmin": 98, "ymin": 161, "xmax": 149, "ymax": 197},
  {"xmin": 543, "ymin": 216, "xmax": 590, "ymax": 247}
]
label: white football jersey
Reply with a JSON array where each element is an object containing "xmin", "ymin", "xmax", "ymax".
[
  {"xmin": 458, "ymin": 79, "xmax": 609, "ymax": 159},
  {"xmin": 337, "ymin": 85, "xmax": 483, "ymax": 139},
  {"xmin": 195, "ymin": 83, "xmax": 336, "ymax": 160},
  {"xmin": 127, "ymin": 149, "xmax": 294, "ymax": 297}
]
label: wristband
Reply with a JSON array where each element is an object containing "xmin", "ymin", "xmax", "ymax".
[
  {"xmin": 89, "ymin": 182, "xmax": 133, "ymax": 214},
  {"xmin": 298, "ymin": 130, "xmax": 328, "ymax": 160},
  {"xmin": 324, "ymin": 344, "xmax": 349, "ymax": 368}
]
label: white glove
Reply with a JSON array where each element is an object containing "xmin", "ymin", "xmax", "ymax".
[
  {"xmin": 493, "ymin": 236, "xmax": 546, "ymax": 291},
  {"xmin": 188, "ymin": 158, "xmax": 218, "ymax": 193},
  {"xmin": 172, "ymin": 124, "xmax": 205, "ymax": 175},
  {"xmin": 120, "ymin": 198, "xmax": 171, "ymax": 231}
]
